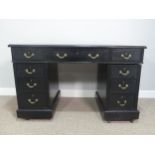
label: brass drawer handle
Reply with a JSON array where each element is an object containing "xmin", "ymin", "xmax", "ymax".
[
  {"xmin": 121, "ymin": 53, "xmax": 132, "ymax": 60},
  {"xmin": 26, "ymin": 82, "xmax": 37, "ymax": 88},
  {"xmin": 88, "ymin": 53, "xmax": 99, "ymax": 59},
  {"xmin": 24, "ymin": 51, "xmax": 35, "ymax": 59},
  {"xmin": 117, "ymin": 100, "xmax": 127, "ymax": 107},
  {"xmin": 27, "ymin": 98, "xmax": 39, "ymax": 104},
  {"xmin": 25, "ymin": 68, "xmax": 36, "ymax": 75},
  {"xmin": 119, "ymin": 70, "xmax": 130, "ymax": 76},
  {"xmin": 56, "ymin": 53, "xmax": 68, "ymax": 59},
  {"xmin": 118, "ymin": 83, "xmax": 129, "ymax": 90}
]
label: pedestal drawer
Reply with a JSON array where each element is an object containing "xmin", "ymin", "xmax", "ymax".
[
  {"xmin": 17, "ymin": 77, "xmax": 48, "ymax": 92},
  {"xmin": 109, "ymin": 65, "xmax": 141, "ymax": 78},
  {"xmin": 108, "ymin": 93, "xmax": 136, "ymax": 110},
  {"xmin": 109, "ymin": 79, "xmax": 137, "ymax": 93},
  {"xmin": 17, "ymin": 93, "xmax": 49, "ymax": 109},
  {"xmin": 14, "ymin": 64, "xmax": 47, "ymax": 77}
]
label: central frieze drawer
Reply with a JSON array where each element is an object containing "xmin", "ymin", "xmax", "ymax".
[
  {"xmin": 78, "ymin": 48, "xmax": 110, "ymax": 62},
  {"xmin": 45, "ymin": 48, "xmax": 77, "ymax": 62},
  {"xmin": 45, "ymin": 48, "xmax": 110, "ymax": 62}
]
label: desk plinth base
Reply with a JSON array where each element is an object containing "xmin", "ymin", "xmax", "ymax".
[
  {"xmin": 17, "ymin": 109, "xmax": 53, "ymax": 119},
  {"xmin": 96, "ymin": 91, "xmax": 139, "ymax": 122},
  {"xmin": 17, "ymin": 90, "xmax": 60, "ymax": 119},
  {"xmin": 103, "ymin": 110, "xmax": 139, "ymax": 122}
]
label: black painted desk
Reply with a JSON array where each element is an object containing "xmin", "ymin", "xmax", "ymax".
[{"xmin": 9, "ymin": 45, "xmax": 146, "ymax": 121}]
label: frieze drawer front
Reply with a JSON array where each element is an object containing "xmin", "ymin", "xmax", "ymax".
[
  {"xmin": 11, "ymin": 47, "xmax": 45, "ymax": 62},
  {"xmin": 45, "ymin": 47, "xmax": 110, "ymax": 62},
  {"xmin": 45, "ymin": 48, "xmax": 77, "ymax": 62},
  {"xmin": 111, "ymin": 49, "xmax": 144, "ymax": 63},
  {"xmin": 77, "ymin": 48, "xmax": 110, "ymax": 62},
  {"xmin": 9, "ymin": 44, "xmax": 146, "ymax": 121}
]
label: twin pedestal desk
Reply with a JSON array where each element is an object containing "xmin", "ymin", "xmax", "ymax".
[{"xmin": 9, "ymin": 45, "xmax": 146, "ymax": 122}]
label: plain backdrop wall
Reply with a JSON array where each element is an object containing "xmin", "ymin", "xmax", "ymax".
[{"xmin": 0, "ymin": 19, "xmax": 155, "ymax": 97}]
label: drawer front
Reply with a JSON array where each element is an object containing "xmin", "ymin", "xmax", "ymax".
[
  {"xmin": 17, "ymin": 77, "xmax": 48, "ymax": 92},
  {"xmin": 44, "ymin": 47, "xmax": 110, "ymax": 62},
  {"xmin": 108, "ymin": 93, "xmax": 136, "ymax": 110},
  {"xmin": 109, "ymin": 65, "xmax": 141, "ymax": 78},
  {"xmin": 17, "ymin": 93, "xmax": 48, "ymax": 109},
  {"xmin": 12, "ymin": 47, "xmax": 44, "ymax": 61},
  {"xmin": 78, "ymin": 48, "xmax": 110, "ymax": 62},
  {"xmin": 14, "ymin": 64, "xmax": 47, "ymax": 77},
  {"xmin": 45, "ymin": 48, "xmax": 77, "ymax": 62},
  {"xmin": 109, "ymin": 79, "xmax": 137, "ymax": 93},
  {"xmin": 111, "ymin": 49, "xmax": 143, "ymax": 63}
]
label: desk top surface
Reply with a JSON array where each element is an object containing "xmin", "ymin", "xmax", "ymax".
[{"xmin": 8, "ymin": 44, "xmax": 147, "ymax": 49}]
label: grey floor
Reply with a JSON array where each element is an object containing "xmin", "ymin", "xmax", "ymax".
[{"xmin": 0, "ymin": 96, "xmax": 155, "ymax": 134}]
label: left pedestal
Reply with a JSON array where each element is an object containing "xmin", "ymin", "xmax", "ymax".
[{"xmin": 13, "ymin": 63, "xmax": 59, "ymax": 119}]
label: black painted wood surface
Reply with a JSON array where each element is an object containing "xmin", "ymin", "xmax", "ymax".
[{"xmin": 9, "ymin": 45, "xmax": 146, "ymax": 121}]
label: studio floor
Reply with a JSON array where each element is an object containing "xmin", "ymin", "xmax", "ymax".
[{"xmin": 0, "ymin": 96, "xmax": 155, "ymax": 135}]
